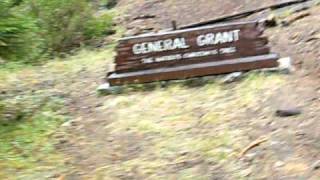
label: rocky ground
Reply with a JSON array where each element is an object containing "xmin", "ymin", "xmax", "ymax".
[
  {"xmin": 117, "ymin": 0, "xmax": 320, "ymax": 35},
  {"xmin": 1, "ymin": 0, "xmax": 320, "ymax": 179},
  {"xmin": 57, "ymin": 1, "xmax": 320, "ymax": 179}
]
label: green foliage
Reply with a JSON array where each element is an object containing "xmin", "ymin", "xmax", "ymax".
[
  {"xmin": 0, "ymin": 94, "xmax": 67, "ymax": 178},
  {"xmin": 0, "ymin": 0, "xmax": 114, "ymax": 63},
  {"xmin": 85, "ymin": 13, "xmax": 115, "ymax": 39},
  {"xmin": 27, "ymin": 0, "xmax": 114, "ymax": 54},
  {"xmin": 0, "ymin": 1, "xmax": 43, "ymax": 62}
]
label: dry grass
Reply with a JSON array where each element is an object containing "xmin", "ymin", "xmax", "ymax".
[
  {"xmin": 0, "ymin": 45, "xmax": 116, "ymax": 179},
  {"xmin": 0, "ymin": 31, "xmax": 286, "ymax": 179},
  {"xmin": 93, "ymin": 72, "xmax": 285, "ymax": 179}
]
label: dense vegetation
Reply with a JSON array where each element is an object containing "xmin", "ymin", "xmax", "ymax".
[
  {"xmin": 0, "ymin": 0, "xmax": 115, "ymax": 63},
  {"xmin": 0, "ymin": 1, "xmax": 116, "ymax": 177}
]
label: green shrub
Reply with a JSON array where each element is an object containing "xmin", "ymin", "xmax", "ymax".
[
  {"xmin": 27, "ymin": 0, "xmax": 114, "ymax": 55},
  {"xmin": 85, "ymin": 13, "xmax": 115, "ymax": 39},
  {"xmin": 0, "ymin": 1, "xmax": 43, "ymax": 63},
  {"xmin": 0, "ymin": 0, "xmax": 114, "ymax": 63}
]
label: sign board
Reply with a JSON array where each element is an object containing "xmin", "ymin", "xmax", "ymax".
[{"xmin": 107, "ymin": 21, "xmax": 279, "ymax": 86}]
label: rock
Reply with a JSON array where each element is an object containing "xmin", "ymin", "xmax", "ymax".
[
  {"xmin": 59, "ymin": 139, "xmax": 68, "ymax": 144},
  {"xmin": 183, "ymin": 78, "xmax": 206, "ymax": 87},
  {"xmin": 0, "ymin": 57, "xmax": 5, "ymax": 65},
  {"xmin": 281, "ymin": 12, "xmax": 310, "ymax": 26},
  {"xmin": 124, "ymin": 28, "xmax": 141, "ymax": 36},
  {"xmin": 275, "ymin": 108, "xmax": 302, "ymax": 117},
  {"xmin": 179, "ymin": 150, "xmax": 190, "ymax": 156},
  {"xmin": 278, "ymin": 57, "xmax": 295, "ymax": 74},
  {"xmin": 305, "ymin": 33, "xmax": 320, "ymax": 42},
  {"xmin": 95, "ymin": 103, "xmax": 104, "ymax": 108},
  {"xmin": 240, "ymin": 168, "xmax": 252, "ymax": 177},
  {"xmin": 107, "ymin": 136, "xmax": 114, "ymax": 142},
  {"xmin": 133, "ymin": 14, "xmax": 156, "ymax": 20},
  {"xmin": 274, "ymin": 161, "xmax": 285, "ymax": 168},
  {"xmin": 261, "ymin": 57, "xmax": 294, "ymax": 74},
  {"xmin": 97, "ymin": 83, "xmax": 123, "ymax": 95},
  {"xmin": 222, "ymin": 72, "xmax": 243, "ymax": 83},
  {"xmin": 290, "ymin": 3, "xmax": 311, "ymax": 14},
  {"xmin": 61, "ymin": 118, "xmax": 80, "ymax": 128},
  {"xmin": 61, "ymin": 121, "xmax": 72, "ymax": 128},
  {"xmin": 97, "ymin": 83, "xmax": 111, "ymax": 91},
  {"xmin": 244, "ymin": 152, "xmax": 257, "ymax": 162},
  {"xmin": 312, "ymin": 160, "xmax": 320, "ymax": 170},
  {"xmin": 261, "ymin": 14, "xmax": 277, "ymax": 27},
  {"xmin": 141, "ymin": 27, "xmax": 155, "ymax": 33}
]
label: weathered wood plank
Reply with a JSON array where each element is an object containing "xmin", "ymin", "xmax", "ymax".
[
  {"xmin": 117, "ymin": 23, "xmax": 263, "ymax": 48},
  {"xmin": 115, "ymin": 38, "xmax": 269, "ymax": 63},
  {"xmin": 107, "ymin": 54, "xmax": 279, "ymax": 86},
  {"xmin": 115, "ymin": 46, "xmax": 271, "ymax": 73}
]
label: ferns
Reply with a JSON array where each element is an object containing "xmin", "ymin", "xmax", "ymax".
[
  {"xmin": 0, "ymin": 1, "xmax": 43, "ymax": 62},
  {"xmin": 0, "ymin": 0, "xmax": 114, "ymax": 63}
]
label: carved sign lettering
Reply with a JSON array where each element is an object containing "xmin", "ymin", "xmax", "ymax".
[{"xmin": 107, "ymin": 21, "xmax": 279, "ymax": 86}]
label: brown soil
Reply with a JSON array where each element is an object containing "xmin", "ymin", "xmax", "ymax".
[
  {"xmin": 57, "ymin": 1, "xmax": 320, "ymax": 179},
  {"xmin": 117, "ymin": 0, "xmax": 317, "ymax": 35}
]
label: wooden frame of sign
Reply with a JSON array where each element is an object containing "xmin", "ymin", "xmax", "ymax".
[{"xmin": 107, "ymin": 21, "xmax": 279, "ymax": 86}]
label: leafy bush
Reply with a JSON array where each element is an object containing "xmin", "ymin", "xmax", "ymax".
[
  {"xmin": 85, "ymin": 13, "xmax": 115, "ymax": 39},
  {"xmin": 0, "ymin": 1, "xmax": 43, "ymax": 62},
  {"xmin": 0, "ymin": 0, "xmax": 114, "ymax": 62},
  {"xmin": 27, "ymin": 0, "xmax": 114, "ymax": 54}
]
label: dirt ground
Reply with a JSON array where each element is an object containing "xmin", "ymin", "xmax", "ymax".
[
  {"xmin": 54, "ymin": 1, "xmax": 320, "ymax": 179},
  {"xmin": 116, "ymin": 0, "xmax": 319, "ymax": 35}
]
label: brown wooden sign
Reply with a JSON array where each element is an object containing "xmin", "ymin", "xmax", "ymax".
[{"xmin": 107, "ymin": 21, "xmax": 279, "ymax": 86}]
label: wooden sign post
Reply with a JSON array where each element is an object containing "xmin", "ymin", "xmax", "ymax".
[{"xmin": 107, "ymin": 21, "xmax": 279, "ymax": 86}]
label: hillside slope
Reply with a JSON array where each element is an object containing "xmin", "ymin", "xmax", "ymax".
[
  {"xmin": 58, "ymin": 2, "xmax": 320, "ymax": 179},
  {"xmin": 1, "ymin": 1, "xmax": 320, "ymax": 179}
]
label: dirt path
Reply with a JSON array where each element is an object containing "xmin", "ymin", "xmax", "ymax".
[{"xmin": 57, "ymin": 2, "xmax": 320, "ymax": 179}]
